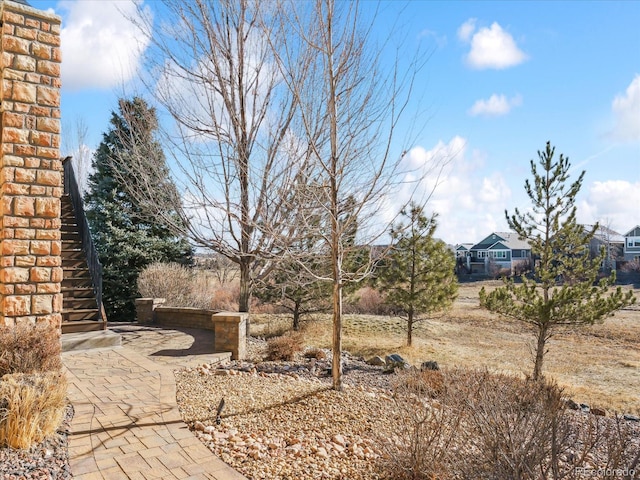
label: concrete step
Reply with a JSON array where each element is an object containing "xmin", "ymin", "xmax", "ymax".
[{"xmin": 61, "ymin": 329, "xmax": 121, "ymax": 351}]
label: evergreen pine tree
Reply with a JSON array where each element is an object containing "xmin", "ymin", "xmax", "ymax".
[
  {"xmin": 378, "ymin": 204, "xmax": 458, "ymax": 346},
  {"xmin": 85, "ymin": 97, "xmax": 192, "ymax": 320},
  {"xmin": 480, "ymin": 142, "xmax": 635, "ymax": 379}
]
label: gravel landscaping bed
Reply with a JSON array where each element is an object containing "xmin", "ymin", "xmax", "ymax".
[
  {"xmin": 0, "ymin": 404, "xmax": 73, "ymax": 480},
  {"xmin": 175, "ymin": 340, "xmax": 640, "ymax": 480},
  {"xmin": 176, "ymin": 351, "xmax": 398, "ymax": 480}
]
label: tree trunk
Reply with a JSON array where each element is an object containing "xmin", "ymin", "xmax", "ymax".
[
  {"xmin": 407, "ymin": 311, "xmax": 413, "ymax": 346},
  {"xmin": 238, "ymin": 258, "xmax": 251, "ymax": 336},
  {"xmin": 332, "ymin": 279, "xmax": 343, "ymax": 391},
  {"xmin": 292, "ymin": 301, "xmax": 301, "ymax": 331},
  {"xmin": 533, "ymin": 324, "xmax": 548, "ymax": 380}
]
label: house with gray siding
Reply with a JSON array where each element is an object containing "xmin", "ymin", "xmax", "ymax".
[
  {"xmin": 467, "ymin": 232, "xmax": 532, "ymax": 275},
  {"xmin": 623, "ymin": 226, "xmax": 640, "ymax": 262}
]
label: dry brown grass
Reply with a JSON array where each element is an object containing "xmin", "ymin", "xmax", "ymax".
[
  {"xmin": 0, "ymin": 372, "xmax": 67, "ymax": 449},
  {"xmin": 0, "ymin": 322, "xmax": 62, "ymax": 377},
  {"xmin": 251, "ymin": 282, "xmax": 640, "ymax": 414}
]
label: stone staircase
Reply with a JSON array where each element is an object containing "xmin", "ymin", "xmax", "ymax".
[{"xmin": 61, "ymin": 192, "xmax": 106, "ymax": 334}]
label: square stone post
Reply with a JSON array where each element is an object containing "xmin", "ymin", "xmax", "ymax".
[
  {"xmin": 213, "ymin": 312, "xmax": 247, "ymax": 360},
  {"xmin": 0, "ymin": 1, "xmax": 62, "ymax": 329},
  {"xmin": 135, "ymin": 298, "xmax": 166, "ymax": 325}
]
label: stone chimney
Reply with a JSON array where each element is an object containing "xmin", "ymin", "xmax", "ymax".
[{"xmin": 0, "ymin": 0, "xmax": 62, "ymax": 328}]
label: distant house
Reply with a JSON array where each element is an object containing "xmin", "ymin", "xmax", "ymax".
[
  {"xmin": 584, "ymin": 224, "xmax": 625, "ymax": 270},
  {"xmin": 466, "ymin": 232, "xmax": 532, "ymax": 275},
  {"xmin": 623, "ymin": 226, "xmax": 640, "ymax": 263},
  {"xmin": 455, "ymin": 243, "xmax": 474, "ymax": 258}
]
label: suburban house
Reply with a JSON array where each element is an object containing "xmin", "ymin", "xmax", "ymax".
[
  {"xmin": 455, "ymin": 243, "xmax": 474, "ymax": 258},
  {"xmin": 623, "ymin": 226, "xmax": 640, "ymax": 263},
  {"xmin": 585, "ymin": 224, "xmax": 625, "ymax": 270},
  {"xmin": 457, "ymin": 232, "xmax": 532, "ymax": 275}
]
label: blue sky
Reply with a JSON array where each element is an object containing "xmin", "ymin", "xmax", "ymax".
[{"xmin": 33, "ymin": 0, "xmax": 640, "ymax": 244}]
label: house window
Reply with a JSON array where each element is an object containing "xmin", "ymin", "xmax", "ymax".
[
  {"xmin": 496, "ymin": 251, "xmax": 506, "ymax": 258},
  {"xmin": 478, "ymin": 251, "xmax": 486, "ymax": 258}
]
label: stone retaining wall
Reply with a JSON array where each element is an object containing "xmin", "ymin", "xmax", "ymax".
[
  {"xmin": 0, "ymin": 1, "xmax": 62, "ymax": 328},
  {"xmin": 134, "ymin": 298, "xmax": 247, "ymax": 360}
]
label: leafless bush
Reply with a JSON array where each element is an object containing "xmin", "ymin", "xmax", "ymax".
[
  {"xmin": 211, "ymin": 285, "xmax": 240, "ymax": 311},
  {"xmin": 382, "ymin": 368, "xmax": 468, "ymax": 480},
  {"xmin": 266, "ymin": 333, "xmax": 305, "ymax": 361},
  {"xmin": 454, "ymin": 371, "xmax": 568, "ymax": 479},
  {"xmin": 345, "ymin": 287, "xmax": 391, "ymax": 315},
  {"xmin": 303, "ymin": 347, "xmax": 327, "ymax": 360},
  {"xmin": 138, "ymin": 262, "xmax": 213, "ymax": 309},
  {"xmin": 621, "ymin": 259, "xmax": 640, "ymax": 273},
  {"xmin": 0, "ymin": 323, "xmax": 62, "ymax": 377},
  {"xmin": 0, "ymin": 372, "xmax": 67, "ymax": 449},
  {"xmin": 383, "ymin": 369, "xmax": 640, "ymax": 480}
]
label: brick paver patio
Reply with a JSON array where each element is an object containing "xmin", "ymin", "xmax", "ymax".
[{"xmin": 63, "ymin": 325, "xmax": 247, "ymax": 480}]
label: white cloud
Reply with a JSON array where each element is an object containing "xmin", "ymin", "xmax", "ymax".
[
  {"xmin": 610, "ymin": 75, "xmax": 640, "ymax": 142},
  {"xmin": 468, "ymin": 93, "xmax": 523, "ymax": 117},
  {"xmin": 382, "ymin": 137, "xmax": 512, "ymax": 244},
  {"xmin": 578, "ymin": 180, "xmax": 640, "ymax": 234},
  {"xmin": 461, "ymin": 21, "xmax": 528, "ymax": 70},
  {"xmin": 418, "ymin": 29, "xmax": 447, "ymax": 49},
  {"xmin": 457, "ymin": 18, "xmax": 476, "ymax": 42},
  {"xmin": 58, "ymin": 0, "xmax": 151, "ymax": 90}
]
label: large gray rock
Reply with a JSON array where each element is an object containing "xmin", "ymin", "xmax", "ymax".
[
  {"xmin": 367, "ymin": 356, "xmax": 386, "ymax": 367},
  {"xmin": 385, "ymin": 354, "xmax": 408, "ymax": 371}
]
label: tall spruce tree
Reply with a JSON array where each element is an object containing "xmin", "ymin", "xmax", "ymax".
[
  {"xmin": 85, "ymin": 97, "xmax": 192, "ymax": 320},
  {"xmin": 378, "ymin": 204, "xmax": 458, "ymax": 346},
  {"xmin": 480, "ymin": 142, "xmax": 635, "ymax": 379}
]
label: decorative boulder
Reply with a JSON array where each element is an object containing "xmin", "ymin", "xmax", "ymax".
[
  {"xmin": 384, "ymin": 354, "xmax": 408, "ymax": 372},
  {"xmin": 367, "ymin": 356, "xmax": 386, "ymax": 367}
]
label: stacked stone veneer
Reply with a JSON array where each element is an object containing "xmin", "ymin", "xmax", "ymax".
[{"xmin": 0, "ymin": 1, "xmax": 62, "ymax": 328}]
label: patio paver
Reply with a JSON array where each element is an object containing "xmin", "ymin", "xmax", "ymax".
[{"xmin": 63, "ymin": 325, "xmax": 246, "ymax": 480}]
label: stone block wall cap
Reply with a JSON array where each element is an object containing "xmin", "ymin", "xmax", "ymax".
[
  {"xmin": 155, "ymin": 305, "xmax": 217, "ymax": 314},
  {"xmin": 1, "ymin": 0, "xmax": 62, "ymax": 22},
  {"xmin": 212, "ymin": 312, "xmax": 248, "ymax": 323}
]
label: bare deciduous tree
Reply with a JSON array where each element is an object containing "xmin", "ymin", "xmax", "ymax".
[
  {"xmin": 275, "ymin": 0, "xmax": 429, "ymax": 390},
  {"xmin": 125, "ymin": 0, "xmax": 317, "ymax": 315}
]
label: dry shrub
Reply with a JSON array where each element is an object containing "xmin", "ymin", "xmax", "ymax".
[
  {"xmin": 621, "ymin": 259, "xmax": 640, "ymax": 273},
  {"xmin": 266, "ymin": 333, "xmax": 304, "ymax": 361},
  {"xmin": 137, "ymin": 262, "xmax": 213, "ymax": 309},
  {"xmin": 0, "ymin": 322, "xmax": 61, "ymax": 377},
  {"xmin": 397, "ymin": 369, "xmax": 444, "ymax": 399},
  {"xmin": 211, "ymin": 285, "xmax": 239, "ymax": 311},
  {"xmin": 303, "ymin": 347, "xmax": 327, "ymax": 360},
  {"xmin": 346, "ymin": 287, "xmax": 390, "ymax": 315},
  {"xmin": 0, "ymin": 372, "xmax": 67, "ymax": 449},
  {"xmin": 383, "ymin": 368, "xmax": 640, "ymax": 480}
]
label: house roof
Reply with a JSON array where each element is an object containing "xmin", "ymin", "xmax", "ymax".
[
  {"xmin": 456, "ymin": 243, "xmax": 474, "ymax": 251},
  {"xmin": 471, "ymin": 232, "xmax": 531, "ymax": 251},
  {"xmin": 583, "ymin": 224, "xmax": 625, "ymax": 244},
  {"xmin": 624, "ymin": 226, "xmax": 640, "ymax": 237}
]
